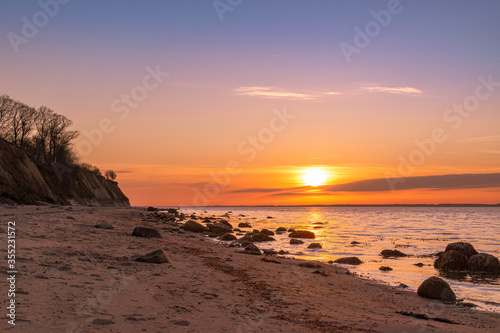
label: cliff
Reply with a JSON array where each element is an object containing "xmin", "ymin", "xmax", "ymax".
[{"xmin": 0, "ymin": 139, "xmax": 130, "ymax": 206}]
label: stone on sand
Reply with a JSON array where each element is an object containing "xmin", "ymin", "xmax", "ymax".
[
  {"xmin": 94, "ymin": 222, "xmax": 114, "ymax": 230},
  {"xmin": 181, "ymin": 220, "xmax": 209, "ymax": 233},
  {"xmin": 244, "ymin": 244, "xmax": 262, "ymax": 255},
  {"xmin": 417, "ymin": 276, "xmax": 456, "ymax": 301},
  {"xmin": 298, "ymin": 261, "xmax": 322, "ymax": 269},
  {"xmin": 219, "ymin": 233, "xmax": 237, "ymax": 241},
  {"xmin": 132, "ymin": 226, "xmax": 162, "ymax": 239},
  {"xmin": 135, "ymin": 249, "xmax": 171, "ymax": 264}
]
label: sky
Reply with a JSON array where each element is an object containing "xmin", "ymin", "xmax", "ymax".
[{"xmin": 1, "ymin": 0, "xmax": 500, "ymax": 206}]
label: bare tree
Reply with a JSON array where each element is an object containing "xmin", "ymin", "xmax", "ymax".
[
  {"xmin": 1, "ymin": 96, "xmax": 79, "ymax": 166},
  {"xmin": 0, "ymin": 96, "xmax": 37, "ymax": 147},
  {"xmin": 105, "ymin": 170, "xmax": 117, "ymax": 181},
  {"xmin": 0, "ymin": 95, "xmax": 14, "ymax": 139}
]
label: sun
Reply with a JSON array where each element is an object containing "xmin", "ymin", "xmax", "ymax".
[{"xmin": 301, "ymin": 167, "xmax": 330, "ymax": 187}]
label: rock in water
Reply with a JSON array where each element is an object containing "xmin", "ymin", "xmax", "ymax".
[
  {"xmin": 244, "ymin": 244, "xmax": 262, "ymax": 255},
  {"xmin": 379, "ymin": 266, "xmax": 393, "ymax": 271},
  {"xmin": 434, "ymin": 250, "xmax": 468, "ymax": 271},
  {"xmin": 417, "ymin": 276, "xmax": 456, "ymax": 301},
  {"xmin": 260, "ymin": 229, "xmax": 275, "ymax": 236},
  {"xmin": 276, "ymin": 227, "xmax": 288, "ymax": 232},
  {"xmin": 308, "ymin": 243, "xmax": 322, "ymax": 249},
  {"xmin": 445, "ymin": 242, "xmax": 478, "ymax": 258},
  {"xmin": 207, "ymin": 223, "xmax": 232, "ymax": 235},
  {"xmin": 219, "ymin": 233, "xmax": 237, "ymax": 241},
  {"xmin": 380, "ymin": 249, "xmax": 407, "ymax": 258},
  {"xmin": 132, "ymin": 227, "xmax": 162, "ymax": 239},
  {"xmin": 288, "ymin": 230, "xmax": 315, "ymax": 239},
  {"xmin": 290, "ymin": 238, "xmax": 304, "ymax": 245},
  {"xmin": 334, "ymin": 257, "xmax": 363, "ymax": 265},
  {"xmin": 251, "ymin": 233, "xmax": 276, "ymax": 242},
  {"xmin": 94, "ymin": 222, "xmax": 114, "ymax": 230},
  {"xmin": 218, "ymin": 219, "xmax": 233, "ymax": 229},
  {"xmin": 181, "ymin": 220, "xmax": 209, "ymax": 233},
  {"xmin": 135, "ymin": 250, "xmax": 171, "ymax": 264},
  {"xmin": 238, "ymin": 222, "xmax": 252, "ymax": 228},
  {"xmin": 468, "ymin": 253, "xmax": 500, "ymax": 275}
]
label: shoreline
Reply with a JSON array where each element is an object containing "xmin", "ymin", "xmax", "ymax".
[{"xmin": 0, "ymin": 205, "xmax": 498, "ymax": 332}]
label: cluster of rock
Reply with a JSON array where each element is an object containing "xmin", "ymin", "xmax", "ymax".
[
  {"xmin": 416, "ymin": 242, "xmax": 500, "ymax": 302},
  {"xmin": 178, "ymin": 216, "xmax": 326, "ymax": 255},
  {"xmin": 434, "ymin": 242, "xmax": 500, "ymax": 276}
]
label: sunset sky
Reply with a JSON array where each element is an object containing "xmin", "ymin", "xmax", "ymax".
[{"xmin": 1, "ymin": 0, "xmax": 500, "ymax": 206}]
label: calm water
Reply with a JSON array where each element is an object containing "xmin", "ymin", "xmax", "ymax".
[{"xmin": 181, "ymin": 206, "xmax": 500, "ymax": 312}]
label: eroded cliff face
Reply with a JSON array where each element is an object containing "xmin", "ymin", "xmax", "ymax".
[{"xmin": 0, "ymin": 139, "xmax": 130, "ymax": 206}]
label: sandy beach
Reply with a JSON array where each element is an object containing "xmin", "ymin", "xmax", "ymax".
[{"xmin": 1, "ymin": 205, "xmax": 499, "ymax": 333}]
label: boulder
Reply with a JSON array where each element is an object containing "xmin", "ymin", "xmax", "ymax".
[
  {"xmin": 244, "ymin": 244, "xmax": 261, "ymax": 255},
  {"xmin": 379, "ymin": 266, "xmax": 393, "ymax": 271},
  {"xmin": 260, "ymin": 229, "xmax": 275, "ymax": 236},
  {"xmin": 298, "ymin": 261, "xmax": 322, "ymax": 269},
  {"xmin": 380, "ymin": 249, "xmax": 407, "ymax": 258},
  {"xmin": 251, "ymin": 233, "xmax": 276, "ymax": 242},
  {"xmin": 219, "ymin": 233, "xmax": 237, "ymax": 241},
  {"xmin": 132, "ymin": 227, "xmax": 162, "ymax": 239},
  {"xmin": 181, "ymin": 220, "xmax": 209, "ymax": 233},
  {"xmin": 417, "ymin": 276, "xmax": 456, "ymax": 301},
  {"xmin": 468, "ymin": 253, "xmax": 500, "ymax": 275},
  {"xmin": 218, "ymin": 219, "xmax": 233, "ymax": 229},
  {"xmin": 94, "ymin": 222, "xmax": 114, "ymax": 230},
  {"xmin": 276, "ymin": 227, "xmax": 288, "ymax": 232},
  {"xmin": 307, "ymin": 243, "xmax": 322, "ymax": 249},
  {"xmin": 334, "ymin": 257, "xmax": 363, "ymax": 265},
  {"xmin": 238, "ymin": 222, "xmax": 252, "ymax": 228},
  {"xmin": 135, "ymin": 250, "xmax": 170, "ymax": 264},
  {"xmin": 288, "ymin": 230, "xmax": 315, "ymax": 239},
  {"xmin": 147, "ymin": 207, "xmax": 158, "ymax": 211},
  {"xmin": 434, "ymin": 250, "xmax": 468, "ymax": 271},
  {"xmin": 207, "ymin": 223, "xmax": 232, "ymax": 235},
  {"xmin": 445, "ymin": 242, "xmax": 478, "ymax": 258},
  {"xmin": 290, "ymin": 238, "xmax": 304, "ymax": 245}
]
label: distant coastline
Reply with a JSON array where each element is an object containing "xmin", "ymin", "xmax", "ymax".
[{"xmin": 168, "ymin": 203, "xmax": 500, "ymax": 208}]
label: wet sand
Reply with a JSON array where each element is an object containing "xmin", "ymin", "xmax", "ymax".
[{"xmin": 0, "ymin": 205, "xmax": 498, "ymax": 332}]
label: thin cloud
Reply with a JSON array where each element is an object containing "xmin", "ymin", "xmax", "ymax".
[
  {"xmin": 460, "ymin": 135, "xmax": 500, "ymax": 143},
  {"xmin": 325, "ymin": 173, "xmax": 500, "ymax": 192},
  {"xmin": 324, "ymin": 91, "xmax": 342, "ymax": 96},
  {"xmin": 476, "ymin": 150, "xmax": 500, "ymax": 154},
  {"xmin": 229, "ymin": 173, "xmax": 500, "ymax": 195},
  {"xmin": 234, "ymin": 86, "xmax": 315, "ymax": 100},
  {"xmin": 361, "ymin": 86, "xmax": 423, "ymax": 95}
]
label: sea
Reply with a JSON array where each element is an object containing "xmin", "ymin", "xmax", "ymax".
[{"xmin": 175, "ymin": 206, "xmax": 500, "ymax": 313}]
